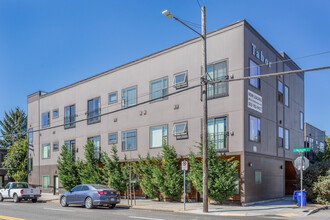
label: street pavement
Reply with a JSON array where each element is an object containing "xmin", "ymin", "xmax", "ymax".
[{"xmin": 0, "ymin": 194, "xmax": 327, "ymax": 220}]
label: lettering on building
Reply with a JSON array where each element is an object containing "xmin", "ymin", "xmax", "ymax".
[{"xmin": 252, "ymin": 43, "xmax": 272, "ymax": 68}]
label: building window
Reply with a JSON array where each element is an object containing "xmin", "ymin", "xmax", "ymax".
[
  {"xmin": 285, "ymin": 129, "xmax": 289, "ymax": 149},
  {"xmin": 28, "ymin": 129, "xmax": 33, "ymax": 143},
  {"xmin": 300, "ymin": 112, "xmax": 304, "ymax": 130},
  {"xmin": 320, "ymin": 142, "xmax": 325, "ymax": 152},
  {"xmin": 150, "ymin": 77, "xmax": 168, "ymax": 101},
  {"xmin": 207, "ymin": 61, "xmax": 227, "ymax": 98},
  {"xmin": 42, "ymin": 144, "xmax": 50, "ymax": 159},
  {"xmin": 109, "ymin": 92, "xmax": 117, "ymax": 104},
  {"xmin": 88, "ymin": 136, "xmax": 101, "ymax": 160},
  {"xmin": 234, "ymin": 172, "xmax": 239, "ymax": 195},
  {"xmin": 64, "ymin": 105, "xmax": 75, "ymax": 129},
  {"xmin": 108, "ymin": 133, "xmax": 118, "ymax": 144},
  {"xmin": 172, "ymin": 122, "xmax": 188, "ymax": 136},
  {"xmin": 278, "ymin": 126, "xmax": 284, "ymax": 147},
  {"xmin": 42, "ymin": 175, "xmax": 50, "ymax": 190},
  {"xmin": 173, "ymin": 72, "xmax": 188, "ymax": 88},
  {"xmin": 122, "ymin": 86, "xmax": 137, "ymax": 108},
  {"xmin": 88, "ymin": 97, "xmax": 101, "ymax": 124},
  {"xmin": 278, "ymin": 81, "xmax": 283, "ymax": 103},
  {"xmin": 53, "ymin": 142, "xmax": 59, "ymax": 151},
  {"xmin": 41, "ymin": 112, "xmax": 50, "ymax": 128},
  {"xmin": 53, "ymin": 109, "xmax": 59, "ymax": 119},
  {"xmin": 284, "ymin": 86, "xmax": 289, "ymax": 106},
  {"xmin": 249, "ymin": 60, "xmax": 260, "ymax": 88},
  {"xmin": 207, "ymin": 117, "xmax": 227, "ymax": 150},
  {"xmin": 122, "ymin": 130, "xmax": 137, "ymax": 151},
  {"xmin": 150, "ymin": 125, "xmax": 167, "ymax": 148},
  {"xmin": 249, "ymin": 116, "xmax": 260, "ymax": 142},
  {"xmin": 65, "ymin": 140, "xmax": 76, "ymax": 156},
  {"xmin": 255, "ymin": 170, "xmax": 262, "ymax": 184}
]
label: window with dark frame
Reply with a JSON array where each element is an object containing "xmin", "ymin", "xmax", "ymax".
[
  {"xmin": 87, "ymin": 98, "xmax": 100, "ymax": 123},
  {"xmin": 42, "ymin": 144, "xmax": 50, "ymax": 159},
  {"xmin": 255, "ymin": 170, "xmax": 262, "ymax": 184},
  {"xmin": 109, "ymin": 92, "xmax": 117, "ymax": 104},
  {"xmin": 278, "ymin": 81, "xmax": 284, "ymax": 103},
  {"xmin": 41, "ymin": 112, "xmax": 50, "ymax": 128},
  {"xmin": 150, "ymin": 77, "xmax": 168, "ymax": 101},
  {"xmin": 28, "ymin": 129, "xmax": 33, "ymax": 143},
  {"xmin": 250, "ymin": 60, "xmax": 260, "ymax": 88},
  {"xmin": 300, "ymin": 112, "xmax": 304, "ymax": 130},
  {"xmin": 53, "ymin": 142, "xmax": 59, "ymax": 151},
  {"xmin": 65, "ymin": 140, "xmax": 76, "ymax": 158},
  {"xmin": 53, "ymin": 109, "xmax": 59, "ymax": 119},
  {"xmin": 150, "ymin": 125, "xmax": 167, "ymax": 148},
  {"xmin": 108, "ymin": 133, "xmax": 117, "ymax": 144},
  {"xmin": 285, "ymin": 129, "xmax": 289, "ymax": 149},
  {"xmin": 206, "ymin": 61, "xmax": 228, "ymax": 99},
  {"xmin": 173, "ymin": 72, "xmax": 188, "ymax": 88},
  {"xmin": 284, "ymin": 86, "xmax": 289, "ymax": 106},
  {"xmin": 88, "ymin": 136, "xmax": 101, "ymax": 160},
  {"xmin": 122, "ymin": 130, "xmax": 137, "ymax": 151},
  {"xmin": 207, "ymin": 117, "xmax": 227, "ymax": 150},
  {"xmin": 64, "ymin": 105, "xmax": 75, "ymax": 128},
  {"xmin": 249, "ymin": 115, "xmax": 261, "ymax": 142},
  {"xmin": 122, "ymin": 86, "xmax": 137, "ymax": 108},
  {"xmin": 278, "ymin": 126, "xmax": 284, "ymax": 147}
]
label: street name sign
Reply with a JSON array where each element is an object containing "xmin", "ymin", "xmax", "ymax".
[
  {"xmin": 293, "ymin": 148, "xmax": 311, "ymax": 153},
  {"xmin": 294, "ymin": 156, "xmax": 309, "ymax": 171}
]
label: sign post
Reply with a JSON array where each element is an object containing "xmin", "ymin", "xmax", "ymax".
[
  {"xmin": 293, "ymin": 148, "xmax": 310, "ymax": 208},
  {"xmin": 181, "ymin": 160, "xmax": 188, "ymax": 211}
]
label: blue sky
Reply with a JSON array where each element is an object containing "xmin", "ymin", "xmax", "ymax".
[{"xmin": 0, "ymin": 0, "xmax": 329, "ymax": 135}]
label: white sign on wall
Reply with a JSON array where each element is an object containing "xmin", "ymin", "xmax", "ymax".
[{"xmin": 248, "ymin": 90, "xmax": 262, "ymax": 113}]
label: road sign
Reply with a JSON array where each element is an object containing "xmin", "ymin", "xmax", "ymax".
[
  {"xmin": 181, "ymin": 160, "xmax": 188, "ymax": 171},
  {"xmin": 293, "ymin": 148, "xmax": 311, "ymax": 153},
  {"xmin": 294, "ymin": 156, "xmax": 309, "ymax": 171}
]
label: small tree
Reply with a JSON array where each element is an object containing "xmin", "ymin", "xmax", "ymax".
[
  {"xmin": 57, "ymin": 145, "xmax": 80, "ymax": 191},
  {"xmin": 313, "ymin": 170, "xmax": 330, "ymax": 205},
  {"xmin": 154, "ymin": 144, "xmax": 183, "ymax": 201},
  {"xmin": 2, "ymin": 139, "xmax": 27, "ymax": 182},
  {"xmin": 101, "ymin": 145, "xmax": 128, "ymax": 195},
  {"xmin": 79, "ymin": 140, "xmax": 104, "ymax": 184},
  {"xmin": 133, "ymin": 153, "xmax": 161, "ymax": 199},
  {"xmin": 188, "ymin": 142, "xmax": 239, "ymax": 203}
]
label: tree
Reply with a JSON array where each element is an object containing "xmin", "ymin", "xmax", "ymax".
[
  {"xmin": 313, "ymin": 170, "xmax": 330, "ymax": 205},
  {"xmin": 57, "ymin": 145, "xmax": 80, "ymax": 191},
  {"xmin": 133, "ymin": 153, "xmax": 161, "ymax": 199},
  {"xmin": 188, "ymin": 142, "xmax": 239, "ymax": 203},
  {"xmin": 0, "ymin": 107, "xmax": 27, "ymax": 149},
  {"xmin": 78, "ymin": 140, "xmax": 104, "ymax": 184},
  {"xmin": 101, "ymin": 145, "xmax": 128, "ymax": 195},
  {"xmin": 154, "ymin": 144, "xmax": 183, "ymax": 201},
  {"xmin": 2, "ymin": 139, "xmax": 27, "ymax": 182}
]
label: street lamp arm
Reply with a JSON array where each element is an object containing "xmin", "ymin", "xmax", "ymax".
[{"xmin": 173, "ymin": 17, "xmax": 203, "ymax": 38}]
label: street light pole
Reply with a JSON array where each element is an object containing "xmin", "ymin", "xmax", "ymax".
[
  {"xmin": 201, "ymin": 6, "xmax": 208, "ymax": 213},
  {"xmin": 163, "ymin": 6, "xmax": 208, "ymax": 213}
]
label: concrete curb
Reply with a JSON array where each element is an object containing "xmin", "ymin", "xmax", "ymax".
[
  {"xmin": 242, "ymin": 197, "xmax": 284, "ymax": 207},
  {"xmin": 307, "ymin": 205, "xmax": 329, "ymax": 215},
  {"xmin": 130, "ymin": 206, "xmax": 176, "ymax": 213}
]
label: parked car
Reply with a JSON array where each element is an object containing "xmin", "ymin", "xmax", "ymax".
[
  {"xmin": 0, "ymin": 182, "xmax": 42, "ymax": 203},
  {"xmin": 60, "ymin": 184, "xmax": 120, "ymax": 209}
]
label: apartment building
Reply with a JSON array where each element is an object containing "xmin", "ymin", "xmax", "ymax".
[
  {"xmin": 27, "ymin": 20, "xmax": 304, "ymax": 203},
  {"xmin": 304, "ymin": 122, "xmax": 326, "ymax": 160}
]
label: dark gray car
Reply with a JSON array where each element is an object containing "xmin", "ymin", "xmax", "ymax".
[{"xmin": 60, "ymin": 184, "xmax": 120, "ymax": 209}]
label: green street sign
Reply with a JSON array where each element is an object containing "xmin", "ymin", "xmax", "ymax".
[{"xmin": 293, "ymin": 148, "xmax": 311, "ymax": 153}]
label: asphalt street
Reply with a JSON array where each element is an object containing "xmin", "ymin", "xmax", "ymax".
[{"xmin": 0, "ymin": 200, "xmax": 328, "ymax": 220}]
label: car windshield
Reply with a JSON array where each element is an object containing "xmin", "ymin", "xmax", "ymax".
[{"xmin": 90, "ymin": 184, "xmax": 112, "ymax": 190}]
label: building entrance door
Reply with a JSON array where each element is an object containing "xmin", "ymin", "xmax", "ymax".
[{"xmin": 54, "ymin": 176, "xmax": 59, "ymax": 195}]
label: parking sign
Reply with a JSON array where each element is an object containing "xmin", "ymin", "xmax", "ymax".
[{"xmin": 181, "ymin": 160, "xmax": 188, "ymax": 171}]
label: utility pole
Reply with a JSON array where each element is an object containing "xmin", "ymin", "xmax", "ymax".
[{"xmin": 201, "ymin": 6, "xmax": 208, "ymax": 213}]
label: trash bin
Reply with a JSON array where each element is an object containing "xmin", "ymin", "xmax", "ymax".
[{"xmin": 293, "ymin": 190, "xmax": 306, "ymax": 206}]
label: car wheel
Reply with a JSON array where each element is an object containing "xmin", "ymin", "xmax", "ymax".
[
  {"xmin": 85, "ymin": 197, "xmax": 94, "ymax": 209},
  {"xmin": 13, "ymin": 194, "xmax": 20, "ymax": 203},
  {"xmin": 0, "ymin": 193, "xmax": 3, "ymax": 202},
  {"xmin": 109, "ymin": 204, "xmax": 116, "ymax": 208},
  {"xmin": 32, "ymin": 198, "xmax": 37, "ymax": 203},
  {"xmin": 60, "ymin": 196, "xmax": 68, "ymax": 207}
]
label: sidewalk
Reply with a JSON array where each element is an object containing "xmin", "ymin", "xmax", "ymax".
[{"xmin": 40, "ymin": 194, "xmax": 328, "ymax": 217}]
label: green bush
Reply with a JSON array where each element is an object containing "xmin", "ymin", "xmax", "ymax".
[{"xmin": 313, "ymin": 170, "xmax": 330, "ymax": 205}]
